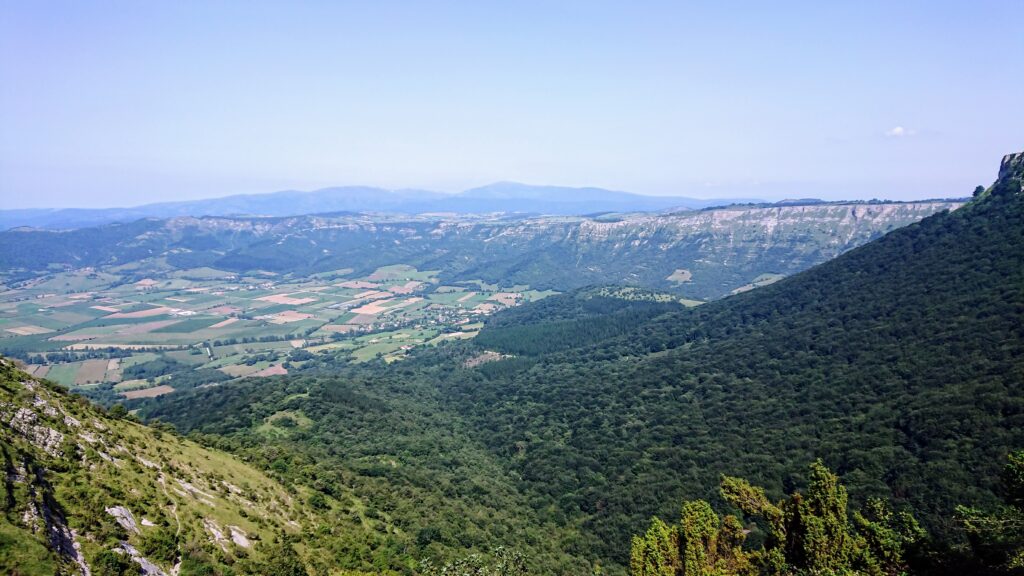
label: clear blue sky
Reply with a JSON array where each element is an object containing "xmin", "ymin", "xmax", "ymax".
[{"xmin": 2, "ymin": 1, "xmax": 1021, "ymax": 208}]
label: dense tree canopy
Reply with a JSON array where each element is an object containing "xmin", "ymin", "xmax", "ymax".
[{"xmin": 138, "ymin": 159, "xmax": 1024, "ymax": 574}]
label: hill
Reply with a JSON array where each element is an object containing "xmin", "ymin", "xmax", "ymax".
[
  {"xmin": 0, "ymin": 357, "xmax": 385, "ymax": 576},
  {"xmin": 0, "ymin": 183, "xmax": 762, "ymax": 230},
  {"xmin": 433, "ymin": 153, "xmax": 1024, "ymax": 562},
  {"xmin": 138, "ymin": 152, "xmax": 1022, "ymax": 574},
  {"xmin": 0, "ymin": 200, "xmax": 961, "ymax": 300}
]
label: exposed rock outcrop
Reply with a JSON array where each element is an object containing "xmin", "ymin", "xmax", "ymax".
[
  {"xmin": 3, "ymin": 405, "xmax": 65, "ymax": 457},
  {"xmin": 999, "ymin": 151, "xmax": 1023, "ymax": 180},
  {"xmin": 118, "ymin": 542, "xmax": 169, "ymax": 576},
  {"xmin": 106, "ymin": 505, "xmax": 141, "ymax": 535}
]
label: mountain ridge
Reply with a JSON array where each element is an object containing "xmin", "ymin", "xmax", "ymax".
[
  {"xmin": 0, "ymin": 200, "xmax": 963, "ymax": 300},
  {"xmin": 2, "ymin": 182, "xmax": 764, "ymax": 230}
]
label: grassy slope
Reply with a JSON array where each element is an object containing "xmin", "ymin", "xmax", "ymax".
[{"xmin": 0, "ymin": 358, "xmax": 377, "ymax": 576}]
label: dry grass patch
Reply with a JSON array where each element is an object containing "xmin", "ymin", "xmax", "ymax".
[
  {"xmin": 74, "ymin": 359, "xmax": 109, "ymax": 386},
  {"xmin": 666, "ymin": 268, "xmax": 693, "ymax": 282},
  {"xmin": 4, "ymin": 325, "xmax": 53, "ymax": 336},
  {"xmin": 463, "ymin": 351, "xmax": 510, "ymax": 368},
  {"xmin": 268, "ymin": 310, "xmax": 313, "ymax": 324},
  {"xmin": 120, "ymin": 384, "xmax": 175, "ymax": 399},
  {"xmin": 390, "ymin": 281, "xmax": 423, "ymax": 294},
  {"xmin": 252, "ymin": 364, "xmax": 288, "ymax": 377},
  {"xmin": 219, "ymin": 364, "xmax": 261, "ymax": 377},
  {"xmin": 322, "ymin": 324, "xmax": 358, "ymax": 333},
  {"xmin": 209, "ymin": 318, "xmax": 238, "ymax": 328},
  {"xmin": 255, "ymin": 293, "xmax": 317, "ymax": 305},
  {"xmin": 107, "ymin": 306, "xmax": 174, "ymax": 319},
  {"xmin": 116, "ymin": 319, "xmax": 181, "ymax": 335},
  {"xmin": 487, "ymin": 292, "xmax": 520, "ymax": 306}
]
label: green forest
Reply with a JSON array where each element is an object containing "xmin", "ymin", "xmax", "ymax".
[{"xmin": 129, "ymin": 157, "xmax": 1024, "ymax": 574}]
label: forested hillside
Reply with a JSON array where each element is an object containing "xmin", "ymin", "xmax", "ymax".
[
  {"xmin": 137, "ymin": 153, "xmax": 1024, "ymax": 574},
  {"xmin": 424, "ymin": 152, "xmax": 1023, "ymax": 564}
]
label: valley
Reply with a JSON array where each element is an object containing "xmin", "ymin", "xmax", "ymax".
[
  {"xmin": 0, "ymin": 158, "xmax": 1018, "ymax": 575},
  {"xmin": 4, "ymin": 5, "xmax": 1020, "ymax": 575},
  {"xmin": 0, "ymin": 200, "xmax": 961, "ymax": 406},
  {"xmin": 0, "ymin": 263, "xmax": 555, "ymax": 403}
]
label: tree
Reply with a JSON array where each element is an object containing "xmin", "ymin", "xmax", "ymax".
[
  {"xmin": 421, "ymin": 547, "xmax": 527, "ymax": 576},
  {"xmin": 679, "ymin": 501, "xmax": 716, "ymax": 576},
  {"xmin": 630, "ymin": 460, "xmax": 925, "ymax": 576},
  {"xmin": 140, "ymin": 525, "xmax": 179, "ymax": 565},
  {"xmin": 630, "ymin": 517, "xmax": 678, "ymax": 576},
  {"xmin": 260, "ymin": 542, "xmax": 308, "ymax": 576},
  {"xmin": 679, "ymin": 500, "xmax": 748, "ymax": 576},
  {"xmin": 781, "ymin": 460, "xmax": 851, "ymax": 573},
  {"xmin": 957, "ymin": 450, "xmax": 1024, "ymax": 571},
  {"xmin": 92, "ymin": 549, "xmax": 134, "ymax": 576},
  {"xmin": 630, "ymin": 500, "xmax": 751, "ymax": 576},
  {"xmin": 851, "ymin": 498, "xmax": 925, "ymax": 576}
]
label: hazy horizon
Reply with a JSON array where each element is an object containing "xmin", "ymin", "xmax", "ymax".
[
  {"xmin": 0, "ymin": 179, "xmax": 979, "ymax": 213},
  {"xmin": 3, "ymin": 1, "xmax": 1021, "ymax": 209}
]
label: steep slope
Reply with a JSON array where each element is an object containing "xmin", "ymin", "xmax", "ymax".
[
  {"xmin": 0, "ymin": 358, "xmax": 369, "ymax": 576},
  {"xmin": 434, "ymin": 153, "xmax": 1024, "ymax": 561},
  {"xmin": 0, "ymin": 200, "xmax": 962, "ymax": 300},
  {"xmin": 138, "ymin": 153, "xmax": 1021, "ymax": 575},
  {"xmin": 137, "ymin": 367, "xmax": 593, "ymax": 575}
]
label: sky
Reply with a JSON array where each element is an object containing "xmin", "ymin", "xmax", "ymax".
[{"xmin": 1, "ymin": 1, "xmax": 1021, "ymax": 209}]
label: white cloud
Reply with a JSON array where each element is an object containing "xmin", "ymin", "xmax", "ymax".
[{"xmin": 885, "ymin": 126, "xmax": 916, "ymax": 138}]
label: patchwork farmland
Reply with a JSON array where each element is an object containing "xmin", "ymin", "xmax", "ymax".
[{"xmin": 0, "ymin": 264, "xmax": 554, "ymax": 402}]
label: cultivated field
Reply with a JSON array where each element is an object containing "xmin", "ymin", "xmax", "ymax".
[{"xmin": 1, "ymin": 264, "xmax": 550, "ymax": 400}]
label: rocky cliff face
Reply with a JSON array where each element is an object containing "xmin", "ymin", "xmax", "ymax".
[
  {"xmin": 156, "ymin": 200, "xmax": 963, "ymax": 297},
  {"xmin": 179, "ymin": 200, "xmax": 964, "ymax": 299},
  {"xmin": 999, "ymin": 151, "xmax": 1023, "ymax": 180}
]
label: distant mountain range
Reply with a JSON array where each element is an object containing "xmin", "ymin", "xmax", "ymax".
[
  {"xmin": 0, "ymin": 199, "xmax": 963, "ymax": 300},
  {"xmin": 0, "ymin": 182, "xmax": 765, "ymax": 230}
]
